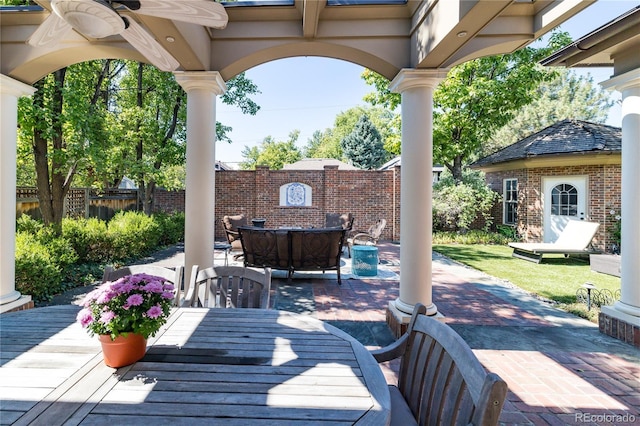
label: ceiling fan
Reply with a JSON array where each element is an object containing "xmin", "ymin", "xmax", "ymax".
[{"xmin": 27, "ymin": 0, "xmax": 228, "ymax": 71}]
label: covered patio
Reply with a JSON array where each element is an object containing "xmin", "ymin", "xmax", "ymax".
[
  {"xmin": 1, "ymin": 1, "xmax": 638, "ymax": 338},
  {"xmin": 3, "ymin": 241, "xmax": 639, "ymax": 424}
]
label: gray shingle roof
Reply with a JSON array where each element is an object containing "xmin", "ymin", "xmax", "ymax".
[{"xmin": 471, "ymin": 119, "xmax": 621, "ymax": 168}]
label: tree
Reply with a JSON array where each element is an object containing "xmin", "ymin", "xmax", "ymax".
[
  {"xmin": 303, "ymin": 129, "xmax": 339, "ymax": 159},
  {"xmin": 240, "ymin": 131, "xmax": 302, "ymax": 170},
  {"xmin": 362, "ymin": 32, "xmax": 573, "ymax": 182},
  {"xmin": 482, "ymin": 68, "xmax": 614, "ymax": 157},
  {"xmin": 303, "ymin": 106, "xmax": 399, "ymax": 160},
  {"xmin": 218, "ymin": 73, "xmax": 261, "ymax": 143},
  {"xmin": 341, "ymin": 114, "xmax": 387, "ymax": 169},
  {"xmin": 18, "ymin": 61, "xmax": 113, "ymax": 233},
  {"xmin": 432, "ymin": 169, "xmax": 499, "ymax": 232},
  {"xmin": 17, "ymin": 59, "xmax": 261, "ymax": 228}
]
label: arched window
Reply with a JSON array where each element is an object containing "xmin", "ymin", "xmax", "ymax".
[{"xmin": 551, "ymin": 184, "xmax": 578, "ymax": 216}]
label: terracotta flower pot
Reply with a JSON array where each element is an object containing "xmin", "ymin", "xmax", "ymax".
[{"xmin": 98, "ymin": 333, "xmax": 147, "ymax": 368}]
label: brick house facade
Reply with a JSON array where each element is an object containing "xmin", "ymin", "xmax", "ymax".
[
  {"xmin": 153, "ymin": 165, "xmax": 402, "ymax": 242},
  {"xmin": 472, "ymin": 120, "xmax": 622, "ymax": 253}
]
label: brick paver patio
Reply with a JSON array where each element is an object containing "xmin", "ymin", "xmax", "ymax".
[{"xmin": 270, "ymin": 241, "xmax": 640, "ymax": 426}]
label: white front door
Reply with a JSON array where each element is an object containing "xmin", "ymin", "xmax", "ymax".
[{"xmin": 543, "ymin": 176, "xmax": 588, "ymax": 242}]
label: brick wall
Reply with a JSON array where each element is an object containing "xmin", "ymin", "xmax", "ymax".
[
  {"xmin": 154, "ymin": 165, "xmax": 402, "ymax": 242},
  {"xmin": 485, "ymin": 164, "xmax": 622, "ymax": 252}
]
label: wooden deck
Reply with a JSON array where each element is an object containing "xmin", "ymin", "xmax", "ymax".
[{"xmin": 0, "ymin": 305, "xmax": 390, "ymax": 425}]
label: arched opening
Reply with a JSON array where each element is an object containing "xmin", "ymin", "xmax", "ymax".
[{"xmin": 217, "ymin": 56, "xmax": 376, "ymax": 166}]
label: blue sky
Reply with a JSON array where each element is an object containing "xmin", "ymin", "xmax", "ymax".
[{"xmin": 215, "ymin": 0, "xmax": 637, "ymax": 165}]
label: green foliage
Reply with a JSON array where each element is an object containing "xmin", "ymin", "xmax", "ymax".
[
  {"xmin": 563, "ymin": 303, "xmax": 600, "ymax": 323},
  {"xmin": 496, "ymin": 224, "xmax": 519, "ymax": 241},
  {"xmin": 16, "ymin": 61, "xmax": 261, "ymax": 226},
  {"xmin": 613, "ymin": 220, "xmax": 621, "ymax": 247},
  {"xmin": 154, "ymin": 212, "xmax": 185, "ymax": 246},
  {"xmin": 223, "ymin": 72, "xmax": 261, "ymax": 113},
  {"xmin": 341, "ymin": 114, "xmax": 388, "ymax": 169},
  {"xmin": 432, "ymin": 169, "xmax": 499, "ymax": 231},
  {"xmin": 14, "ymin": 217, "xmax": 79, "ymax": 302},
  {"xmin": 16, "ymin": 214, "xmax": 44, "ymax": 234},
  {"xmin": 362, "ymin": 69, "xmax": 400, "ymax": 110},
  {"xmin": 62, "ymin": 217, "xmax": 110, "ymax": 262},
  {"xmin": 361, "ymin": 32, "xmax": 573, "ymax": 181},
  {"xmin": 303, "ymin": 129, "xmax": 342, "ymax": 159},
  {"xmin": 17, "ymin": 212, "xmax": 184, "ymax": 303},
  {"xmin": 240, "ymin": 131, "xmax": 302, "ymax": 170},
  {"xmin": 0, "ymin": 1, "xmax": 33, "ymax": 7},
  {"xmin": 432, "ymin": 231, "xmax": 510, "ymax": 245},
  {"xmin": 483, "ymin": 69, "xmax": 614, "ymax": 158},
  {"xmin": 108, "ymin": 211, "xmax": 162, "ymax": 260},
  {"xmin": 64, "ymin": 263, "xmax": 104, "ymax": 288},
  {"xmin": 303, "ymin": 105, "xmax": 399, "ymax": 160},
  {"xmin": 15, "ymin": 232, "xmax": 68, "ymax": 302}
]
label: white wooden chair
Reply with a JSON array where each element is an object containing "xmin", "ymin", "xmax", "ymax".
[
  {"xmin": 347, "ymin": 218, "xmax": 386, "ymax": 258},
  {"xmin": 371, "ymin": 304, "xmax": 507, "ymax": 426},
  {"xmin": 186, "ymin": 265, "xmax": 271, "ymax": 309},
  {"xmin": 102, "ymin": 264, "xmax": 185, "ymax": 307}
]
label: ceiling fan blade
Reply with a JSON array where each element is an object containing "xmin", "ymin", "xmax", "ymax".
[
  {"xmin": 120, "ymin": 17, "xmax": 180, "ymax": 71},
  {"xmin": 135, "ymin": 0, "xmax": 228, "ymax": 29},
  {"xmin": 27, "ymin": 11, "xmax": 73, "ymax": 47}
]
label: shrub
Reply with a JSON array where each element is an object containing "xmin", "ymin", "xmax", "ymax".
[
  {"xmin": 63, "ymin": 217, "xmax": 111, "ymax": 262},
  {"xmin": 15, "ymin": 232, "xmax": 64, "ymax": 302},
  {"xmin": 16, "ymin": 214, "xmax": 44, "ymax": 234},
  {"xmin": 17, "ymin": 211, "xmax": 184, "ymax": 304},
  {"xmin": 154, "ymin": 212, "xmax": 185, "ymax": 245},
  {"xmin": 432, "ymin": 169, "xmax": 499, "ymax": 232},
  {"xmin": 496, "ymin": 224, "xmax": 518, "ymax": 241},
  {"xmin": 108, "ymin": 211, "xmax": 161, "ymax": 260},
  {"xmin": 433, "ymin": 230, "xmax": 510, "ymax": 245}
]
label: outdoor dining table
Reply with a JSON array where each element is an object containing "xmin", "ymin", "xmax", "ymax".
[{"xmin": 0, "ymin": 305, "xmax": 390, "ymax": 425}]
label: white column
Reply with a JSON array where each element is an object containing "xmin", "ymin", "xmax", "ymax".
[
  {"xmin": 601, "ymin": 69, "xmax": 640, "ymax": 326},
  {"xmin": 1, "ymin": 75, "xmax": 36, "ymax": 313},
  {"xmin": 389, "ymin": 69, "xmax": 447, "ymax": 316},
  {"xmin": 174, "ymin": 72, "xmax": 226, "ymax": 284}
]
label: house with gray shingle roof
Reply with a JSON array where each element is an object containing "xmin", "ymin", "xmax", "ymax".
[
  {"xmin": 282, "ymin": 158, "xmax": 359, "ymax": 170},
  {"xmin": 471, "ymin": 119, "xmax": 621, "ymax": 253}
]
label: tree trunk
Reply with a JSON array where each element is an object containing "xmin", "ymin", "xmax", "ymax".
[
  {"xmin": 33, "ymin": 80, "xmax": 54, "ymax": 227},
  {"xmin": 135, "ymin": 63, "xmax": 147, "ymax": 212},
  {"xmin": 143, "ymin": 181, "xmax": 156, "ymax": 215},
  {"xmin": 451, "ymin": 155, "xmax": 464, "ymax": 183},
  {"xmin": 33, "ymin": 69, "xmax": 74, "ymax": 234}
]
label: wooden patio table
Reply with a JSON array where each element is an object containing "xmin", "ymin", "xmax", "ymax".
[{"xmin": 1, "ymin": 305, "xmax": 390, "ymax": 425}]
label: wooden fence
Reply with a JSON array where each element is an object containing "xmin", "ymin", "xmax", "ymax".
[{"xmin": 16, "ymin": 188, "xmax": 139, "ymax": 221}]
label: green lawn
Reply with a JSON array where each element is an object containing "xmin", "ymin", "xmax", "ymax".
[{"xmin": 432, "ymin": 244, "xmax": 620, "ymax": 305}]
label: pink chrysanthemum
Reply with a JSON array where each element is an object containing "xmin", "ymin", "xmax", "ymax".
[
  {"xmin": 99, "ymin": 310, "xmax": 116, "ymax": 324},
  {"xmin": 76, "ymin": 308, "xmax": 94, "ymax": 328},
  {"xmin": 96, "ymin": 291, "xmax": 114, "ymax": 304},
  {"xmin": 126, "ymin": 294, "xmax": 144, "ymax": 306},
  {"xmin": 77, "ymin": 273, "xmax": 172, "ymax": 338},
  {"xmin": 146, "ymin": 305, "xmax": 163, "ymax": 319},
  {"xmin": 143, "ymin": 282, "xmax": 164, "ymax": 293}
]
